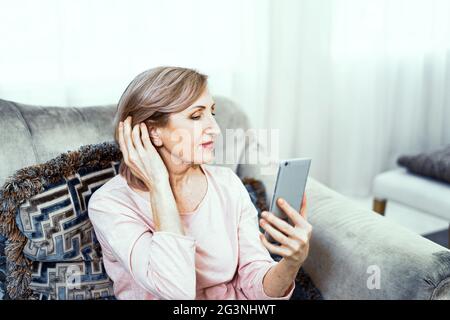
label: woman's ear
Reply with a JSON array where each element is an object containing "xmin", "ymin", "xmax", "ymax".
[{"xmin": 149, "ymin": 127, "xmax": 163, "ymax": 147}]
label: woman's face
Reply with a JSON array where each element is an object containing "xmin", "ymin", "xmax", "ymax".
[{"xmin": 155, "ymin": 87, "xmax": 221, "ymax": 165}]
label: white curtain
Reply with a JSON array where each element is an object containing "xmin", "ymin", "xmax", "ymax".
[
  {"xmin": 1, "ymin": 0, "xmax": 449, "ymax": 196},
  {"xmin": 265, "ymin": 0, "xmax": 450, "ymax": 196}
]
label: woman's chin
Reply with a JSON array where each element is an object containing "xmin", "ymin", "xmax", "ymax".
[{"xmin": 195, "ymin": 153, "xmax": 215, "ymax": 164}]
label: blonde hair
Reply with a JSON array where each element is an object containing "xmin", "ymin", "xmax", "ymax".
[{"xmin": 113, "ymin": 66, "xmax": 208, "ymax": 191}]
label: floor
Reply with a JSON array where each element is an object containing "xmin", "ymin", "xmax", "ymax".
[{"xmin": 349, "ymin": 196, "xmax": 449, "ymax": 248}]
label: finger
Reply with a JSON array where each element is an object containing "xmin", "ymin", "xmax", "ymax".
[
  {"xmin": 132, "ymin": 123, "xmax": 145, "ymax": 154},
  {"xmin": 300, "ymin": 194, "xmax": 307, "ymax": 220},
  {"xmin": 259, "ymin": 233, "xmax": 290, "ymax": 257},
  {"xmin": 259, "ymin": 217, "xmax": 292, "ymax": 245},
  {"xmin": 260, "ymin": 218, "xmax": 301, "ymax": 252},
  {"xmin": 261, "ymin": 211, "xmax": 295, "ymax": 236},
  {"xmin": 262, "ymin": 211, "xmax": 311, "ymax": 247},
  {"xmin": 140, "ymin": 123, "xmax": 155, "ymax": 151},
  {"xmin": 118, "ymin": 121, "xmax": 129, "ymax": 162},
  {"xmin": 123, "ymin": 116, "xmax": 136, "ymax": 156},
  {"xmin": 277, "ymin": 198, "xmax": 308, "ymax": 228},
  {"xmin": 124, "ymin": 118, "xmax": 144, "ymax": 168}
]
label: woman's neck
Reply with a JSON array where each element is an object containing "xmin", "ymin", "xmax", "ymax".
[
  {"xmin": 168, "ymin": 164, "xmax": 202, "ymax": 188},
  {"xmin": 158, "ymin": 148, "xmax": 203, "ymax": 189}
]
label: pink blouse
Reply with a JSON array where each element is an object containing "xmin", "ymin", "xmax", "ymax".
[{"xmin": 87, "ymin": 164, "xmax": 295, "ymax": 300}]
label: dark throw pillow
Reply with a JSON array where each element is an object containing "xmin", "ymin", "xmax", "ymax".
[{"xmin": 397, "ymin": 145, "xmax": 450, "ymax": 184}]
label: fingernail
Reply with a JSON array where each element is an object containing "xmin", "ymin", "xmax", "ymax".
[
  {"xmin": 261, "ymin": 211, "xmax": 267, "ymax": 217},
  {"xmin": 278, "ymin": 198, "xmax": 284, "ymax": 204}
]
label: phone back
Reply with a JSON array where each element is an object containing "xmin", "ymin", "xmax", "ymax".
[{"xmin": 269, "ymin": 158, "xmax": 311, "ymax": 223}]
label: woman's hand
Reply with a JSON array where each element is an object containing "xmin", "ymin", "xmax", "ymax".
[
  {"xmin": 259, "ymin": 194, "xmax": 312, "ymax": 266},
  {"xmin": 118, "ymin": 116, "xmax": 169, "ymax": 190}
]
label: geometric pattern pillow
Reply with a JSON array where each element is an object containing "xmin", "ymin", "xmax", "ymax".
[
  {"xmin": 16, "ymin": 163, "xmax": 119, "ymax": 262},
  {"xmin": 17, "ymin": 163, "xmax": 121, "ymax": 300},
  {"xmin": 0, "ymin": 142, "xmax": 121, "ymax": 300}
]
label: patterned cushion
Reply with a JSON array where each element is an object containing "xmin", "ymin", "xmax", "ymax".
[
  {"xmin": 30, "ymin": 260, "xmax": 114, "ymax": 300},
  {"xmin": 0, "ymin": 142, "xmax": 121, "ymax": 300},
  {"xmin": 16, "ymin": 163, "xmax": 119, "ymax": 262},
  {"xmin": 14, "ymin": 162, "xmax": 121, "ymax": 300}
]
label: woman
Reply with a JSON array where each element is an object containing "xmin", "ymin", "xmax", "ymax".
[{"xmin": 88, "ymin": 66, "xmax": 312, "ymax": 300}]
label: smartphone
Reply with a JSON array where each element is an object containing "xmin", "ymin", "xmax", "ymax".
[{"xmin": 264, "ymin": 158, "xmax": 311, "ymax": 243}]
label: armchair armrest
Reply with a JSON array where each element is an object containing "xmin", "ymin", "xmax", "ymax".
[{"xmin": 302, "ymin": 178, "xmax": 450, "ymax": 300}]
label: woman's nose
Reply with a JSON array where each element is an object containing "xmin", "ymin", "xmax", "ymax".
[{"xmin": 206, "ymin": 117, "xmax": 221, "ymax": 137}]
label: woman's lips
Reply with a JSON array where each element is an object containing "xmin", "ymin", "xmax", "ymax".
[{"xmin": 201, "ymin": 141, "xmax": 214, "ymax": 149}]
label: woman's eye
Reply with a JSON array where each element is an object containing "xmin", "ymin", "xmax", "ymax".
[{"xmin": 191, "ymin": 111, "xmax": 215, "ymax": 120}]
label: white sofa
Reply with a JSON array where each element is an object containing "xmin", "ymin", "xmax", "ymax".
[{"xmin": 373, "ymin": 168, "xmax": 450, "ymax": 247}]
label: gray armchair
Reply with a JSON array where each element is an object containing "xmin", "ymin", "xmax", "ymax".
[{"xmin": 1, "ymin": 96, "xmax": 449, "ymax": 300}]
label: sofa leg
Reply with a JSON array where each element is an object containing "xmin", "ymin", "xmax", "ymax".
[{"xmin": 373, "ymin": 198, "xmax": 387, "ymax": 216}]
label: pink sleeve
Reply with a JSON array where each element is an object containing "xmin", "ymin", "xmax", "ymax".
[
  {"xmin": 235, "ymin": 179, "xmax": 295, "ymax": 300},
  {"xmin": 88, "ymin": 192, "xmax": 196, "ymax": 300}
]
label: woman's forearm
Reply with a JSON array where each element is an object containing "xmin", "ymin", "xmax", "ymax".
[
  {"xmin": 149, "ymin": 183, "xmax": 185, "ymax": 235},
  {"xmin": 262, "ymin": 258, "xmax": 300, "ymax": 297}
]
